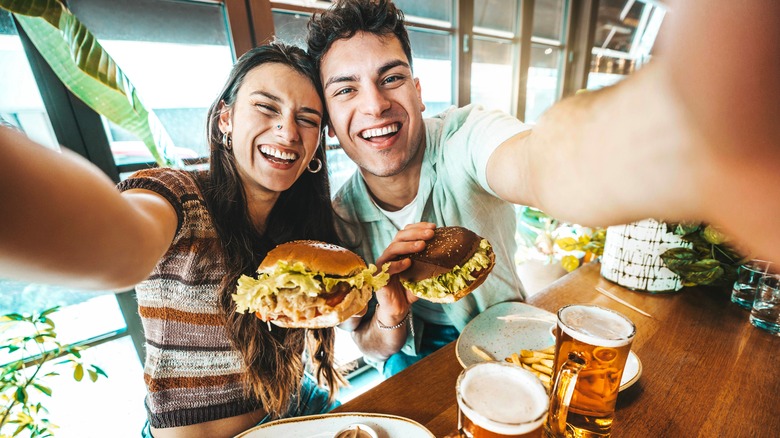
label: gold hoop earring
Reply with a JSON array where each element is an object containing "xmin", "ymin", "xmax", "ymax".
[
  {"xmin": 307, "ymin": 157, "xmax": 323, "ymax": 174},
  {"xmin": 221, "ymin": 131, "xmax": 232, "ymax": 150}
]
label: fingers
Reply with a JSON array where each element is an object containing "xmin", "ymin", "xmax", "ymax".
[{"xmin": 375, "ymin": 222, "xmax": 436, "ymax": 266}]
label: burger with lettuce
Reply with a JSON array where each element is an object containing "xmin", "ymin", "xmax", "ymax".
[
  {"xmin": 400, "ymin": 226, "xmax": 495, "ymax": 303},
  {"xmin": 233, "ymin": 240, "xmax": 389, "ymax": 328}
]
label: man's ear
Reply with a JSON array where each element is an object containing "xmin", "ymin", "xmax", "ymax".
[
  {"xmin": 327, "ymin": 121, "xmax": 336, "ymax": 138},
  {"xmin": 217, "ymin": 102, "xmax": 232, "ymax": 133},
  {"xmin": 414, "ymin": 78, "xmax": 426, "ymax": 113}
]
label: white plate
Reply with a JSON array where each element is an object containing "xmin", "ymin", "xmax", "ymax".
[
  {"xmin": 235, "ymin": 412, "xmax": 435, "ymax": 438},
  {"xmin": 455, "ymin": 302, "xmax": 642, "ymax": 392}
]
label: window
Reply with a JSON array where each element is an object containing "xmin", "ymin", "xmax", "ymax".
[
  {"xmin": 67, "ymin": 0, "xmax": 234, "ymax": 170},
  {"xmin": 525, "ymin": 0, "xmax": 568, "ymax": 123},
  {"xmin": 0, "ymin": 10, "xmax": 57, "ymax": 149},
  {"xmin": 587, "ymin": 0, "xmax": 666, "ymax": 89},
  {"xmin": 471, "ymin": 0, "xmax": 520, "ymax": 114}
]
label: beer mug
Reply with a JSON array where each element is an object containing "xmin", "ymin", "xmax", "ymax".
[
  {"xmin": 544, "ymin": 305, "xmax": 636, "ymax": 438},
  {"xmin": 457, "ymin": 362, "xmax": 548, "ymax": 438}
]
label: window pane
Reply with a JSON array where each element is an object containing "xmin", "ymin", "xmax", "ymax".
[
  {"xmin": 409, "ymin": 29, "xmax": 453, "ymax": 116},
  {"xmin": 471, "ymin": 37, "xmax": 513, "ymax": 114},
  {"xmin": 525, "ymin": 44, "xmax": 563, "ymax": 123},
  {"xmin": 273, "ymin": 10, "xmax": 311, "ymax": 49},
  {"xmin": 474, "ymin": 0, "xmax": 518, "ymax": 33},
  {"xmin": 0, "ymin": 10, "xmax": 58, "ymax": 150},
  {"xmin": 394, "ymin": 0, "xmax": 452, "ymax": 22},
  {"xmin": 533, "ymin": 0, "xmax": 566, "ymax": 41},
  {"xmin": 593, "ymin": 0, "xmax": 646, "ymax": 53},
  {"xmin": 68, "ymin": 0, "xmax": 234, "ymax": 166}
]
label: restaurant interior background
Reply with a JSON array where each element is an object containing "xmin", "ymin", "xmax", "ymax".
[{"xmin": 0, "ymin": 0, "xmax": 665, "ymax": 435}]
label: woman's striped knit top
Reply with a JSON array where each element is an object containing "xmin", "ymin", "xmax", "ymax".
[{"xmin": 118, "ymin": 167, "xmax": 260, "ymax": 428}]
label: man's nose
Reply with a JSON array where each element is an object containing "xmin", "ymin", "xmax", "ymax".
[{"xmin": 359, "ymin": 85, "xmax": 391, "ymax": 117}]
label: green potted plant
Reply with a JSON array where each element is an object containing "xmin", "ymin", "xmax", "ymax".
[
  {"xmin": 1, "ymin": 307, "xmax": 107, "ymax": 437},
  {"xmin": 660, "ymin": 222, "xmax": 747, "ymax": 287}
]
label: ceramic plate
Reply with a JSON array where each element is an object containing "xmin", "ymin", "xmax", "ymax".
[
  {"xmin": 455, "ymin": 301, "xmax": 641, "ymax": 392},
  {"xmin": 235, "ymin": 412, "xmax": 435, "ymax": 438}
]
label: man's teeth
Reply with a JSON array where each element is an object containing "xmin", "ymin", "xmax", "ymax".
[
  {"xmin": 361, "ymin": 123, "xmax": 399, "ymax": 139},
  {"xmin": 260, "ymin": 145, "xmax": 298, "ymax": 161}
]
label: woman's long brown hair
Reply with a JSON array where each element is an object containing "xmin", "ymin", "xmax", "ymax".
[{"xmin": 199, "ymin": 42, "xmax": 345, "ymax": 418}]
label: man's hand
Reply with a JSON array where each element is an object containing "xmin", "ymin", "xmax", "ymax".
[{"xmin": 352, "ymin": 222, "xmax": 436, "ymax": 360}]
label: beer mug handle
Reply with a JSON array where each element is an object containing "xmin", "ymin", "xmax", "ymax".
[{"xmin": 547, "ymin": 352, "xmax": 586, "ymax": 436}]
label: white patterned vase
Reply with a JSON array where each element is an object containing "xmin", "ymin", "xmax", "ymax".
[{"xmin": 600, "ymin": 219, "xmax": 691, "ymax": 292}]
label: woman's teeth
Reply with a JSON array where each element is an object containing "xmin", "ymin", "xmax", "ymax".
[{"xmin": 260, "ymin": 145, "xmax": 298, "ymax": 163}]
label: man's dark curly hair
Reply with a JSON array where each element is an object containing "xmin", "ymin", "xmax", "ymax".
[{"xmin": 306, "ymin": 0, "xmax": 413, "ymax": 70}]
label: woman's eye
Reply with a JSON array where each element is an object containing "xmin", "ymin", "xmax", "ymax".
[
  {"xmin": 298, "ymin": 118, "xmax": 319, "ymax": 128},
  {"xmin": 334, "ymin": 87, "xmax": 354, "ymax": 97},
  {"xmin": 256, "ymin": 103, "xmax": 278, "ymax": 114}
]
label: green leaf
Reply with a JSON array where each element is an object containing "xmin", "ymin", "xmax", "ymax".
[
  {"xmin": 556, "ymin": 237, "xmax": 579, "ymax": 251},
  {"xmin": 1, "ymin": 313, "xmax": 26, "ymax": 321},
  {"xmin": 88, "ymin": 369, "xmax": 98, "ymax": 382},
  {"xmin": 660, "ymin": 247, "xmax": 698, "ymax": 270},
  {"xmin": 91, "ymin": 365, "xmax": 108, "ymax": 378},
  {"xmin": 73, "ymin": 363, "xmax": 84, "ymax": 382},
  {"xmin": 32, "ymin": 382, "xmax": 53, "ymax": 397},
  {"xmin": 1, "ymin": 0, "xmax": 181, "ymax": 167},
  {"xmin": 39, "ymin": 306, "xmax": 60, "ymax": 318},
  {"xmin": 15, "ymin": 386, "xmax": 28, "ymax": 403}
]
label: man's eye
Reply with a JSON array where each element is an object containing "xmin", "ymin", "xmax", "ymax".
[{"xmin": 383, "ymin": 75, "xmax": 403, "ymax": 85}]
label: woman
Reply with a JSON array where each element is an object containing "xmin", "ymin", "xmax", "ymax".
[{"xmin": 0, "ymin": 42, "xmax": 344, "ymax": 437}]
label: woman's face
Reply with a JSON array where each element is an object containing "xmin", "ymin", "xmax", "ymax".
[{"xmin": 219, "ymin": 63, "xmax": 324, "ymax": 195}]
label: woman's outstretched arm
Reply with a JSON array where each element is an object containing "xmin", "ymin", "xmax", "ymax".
[{"xmin": 0, "ymin": 128, "xmax": 177, "ymax": 290}]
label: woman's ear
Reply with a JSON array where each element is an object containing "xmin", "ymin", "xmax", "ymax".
[{"xmin": 218, "ymin": 102, "xmax": 232, "ymax": 133}]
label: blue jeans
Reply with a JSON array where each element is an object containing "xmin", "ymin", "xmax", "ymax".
[
  {"xmin": 141, "ymin": 374, "xmax": 339, "ymax": 437},
  {"xmin": 382, "ymin": 322, "xmax": 459, "ymax": 378}
]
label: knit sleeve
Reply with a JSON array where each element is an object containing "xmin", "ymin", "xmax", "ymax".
[{"xmin": 117, "ymin": 168, "xmax": 198, "ymax": 236}]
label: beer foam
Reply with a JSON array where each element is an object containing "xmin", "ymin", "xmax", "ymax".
[
  {"xmin": 559, "ymin": 305, "xmax": 635, "ymax": 347},
  {"xmin": 457, "ymin": 362, "xmax": 547, "ymax": 435}
]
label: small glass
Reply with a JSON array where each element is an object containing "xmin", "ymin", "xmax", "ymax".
[
  {"xmin": 750, "ymin": 273, "xmax": 780, "ymax": 336},
  {"xmin": 457, "ymin": 362, "xmax": 548, "ymax": 438},
  {"xmin": 731, "ymin": 260, "xmax": 772, "ymax": 309}
]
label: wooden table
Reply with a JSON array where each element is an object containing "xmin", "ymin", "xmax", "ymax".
[{"xmin": 335, "ymin": 263, "xmax": 780, "ymax": 437}]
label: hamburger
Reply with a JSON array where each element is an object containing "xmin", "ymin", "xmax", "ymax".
[
  {"xmin": 400, "ymin": 226, "xmax": 495, "ymax": 303},
  {"xmin": 233, "ymin": 240, "xmax": 389, "ymax": 328}
]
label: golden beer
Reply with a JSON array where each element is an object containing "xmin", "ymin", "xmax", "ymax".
[
  {"xmin": 544, "ymin": 305, "xmax": 635, "ymax": 438},
  {"xmin": 457, "ymin": 362, "xmax": 548, "ymax": 438}
]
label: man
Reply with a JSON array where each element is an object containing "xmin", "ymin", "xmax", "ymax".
[{"xmin": 306, "ymin": 0, "xmax": 780, "ymax": 376}]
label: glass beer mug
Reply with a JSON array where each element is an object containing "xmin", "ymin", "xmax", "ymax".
[
  {"xmin": 544, "ymin": 305, "xmax": 636, "ymax": 438},
  {"xmin": 457, "ymin": 362, "xmax": 548, "ymax": 438}
]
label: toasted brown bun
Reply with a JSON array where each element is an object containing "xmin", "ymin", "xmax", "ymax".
[
  {"xmin": 400, "ymin": 226, "xmax": 495, "ymax": 303},
  {"xmin": 401, "ymin": 227, "xmax": 483, "ymax": 282},
  {"xmin": 418, "ymin": 248, "xmax": 495, "ymax": 303},
  {"xmin": 259, "ymin": 240, "xmax": 367, "ymax": 276}
]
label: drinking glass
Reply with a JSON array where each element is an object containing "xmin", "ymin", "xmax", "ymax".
[
  {"xmin": 457, "ymin": 362, "xmax": 548, "ymax": 438},
  {"xmin": 731, "ymin": 260, "xmax": 772, "ymax": 309},
  {"xmin": 750, "ymin": 273, "xmax": 780, "ymax": 336},
  {"xmin": 544, "ymin": 305, "xmax": 635, "ymax": 438}
]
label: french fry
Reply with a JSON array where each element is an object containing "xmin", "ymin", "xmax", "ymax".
[{"xmin": 471, "ymin": 345, "xmax": 496, "ymax": 362}]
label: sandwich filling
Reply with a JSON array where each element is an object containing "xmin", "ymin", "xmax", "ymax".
[
  {"xmin": 233, "ymin": 261, "xmax": 389, "ymax": 322},
  {"xmin": 402, "ymin": 239, "xmax": 492, "ymax": 300}
]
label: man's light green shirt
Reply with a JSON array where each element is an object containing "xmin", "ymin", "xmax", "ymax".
[{"xmin": 333, "ymin": 105, "xmax": 530, "ymax": 355}]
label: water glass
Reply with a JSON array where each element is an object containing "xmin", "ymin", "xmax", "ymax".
[
  {"xmin": 731, "ymin": 260, "xmax": 772, "ymax": 309},
  {"xmin": 750, "ymin": 273, "xmax": 780, "ymax": 336}
]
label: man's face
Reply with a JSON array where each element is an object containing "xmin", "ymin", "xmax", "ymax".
[{"xmin": 320, "ymin": 31, "xmax": 426, "ymax": 179}]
